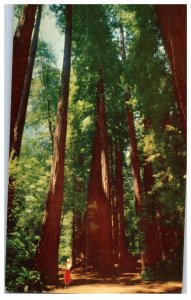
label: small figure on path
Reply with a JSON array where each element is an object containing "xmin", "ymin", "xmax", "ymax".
[{"xmin": 63, "ymin": 258, "xmax": 72, "ymax": 289}]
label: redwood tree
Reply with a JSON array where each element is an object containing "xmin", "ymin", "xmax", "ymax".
[
  {"xmin": 72, "ymin": 210, "xmax": 86, "ymax": 267},
  {"xmin": 108, "ymin": 137, "xmax": 119, "ymax": 262},
  {"xmin": 155, "ymin": 5, "xmax": 187, "ymax": 142},
  {"xmin": 120, "ymin": 22, "xmax": 164, "ymax": 271},
  {"xmin": 86, "ymin": 76, "xmax": 113, "ymax": 275},
  {"xmin": 10, "ymin": 5, "xmax": 37, "ymax": 153},
  {"xmin": 118, "ymin": 25, "xmax": 143, "ymax": 216},
  {"xmin": 11, "ymin": 5, "xmax": 42, "ymax": 159},
  {"xmin": 142, "ymin": 164, "xmax": 164, "ymax": 268},
  {"xmin": 7, "ymin": 5, "xmax": 41, "ymax": 230},
  {"xmin": 34, "ymin": 5, "xmax": 73, "ymax": 284},
  {"xmin": 115, "ymin": 141, "xmax": 138, "ymax": 271}
]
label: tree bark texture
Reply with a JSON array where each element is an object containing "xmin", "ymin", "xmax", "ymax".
[
  {"xmin": 47, "ymin": 96, "xmax": 54, "ymax": 151},
  {"xmin": 115, "ymin": 142, "xmax": 138, "ymax": 271},
  {"xmin": 11, "ymin": 5, "xmax": 42, "ymax": 159},
  {"xmin": 141, "ymin": 216, "xmax": 164, "ymax": 268},
  {"xmin": 10, "ymin": 5, "xmax": 37, "ymax": 153},
  {"xmin": 85, "ymin": 76, "xmax": 113, "ymax": 275},
  {"xmin": 119, "ymin": 24, "xmax": 143, "ymax": 215},
  {"xmin": 108, "ymin": 137, "xmax": 118, "ymax": 262},
  {"xmin": 72, "ymin": 211, "xmax": 86, "ymax": 267},
  {"xmin": 159, "ymin": 214, "xmax": 184, "ymax": 262},
  {"xmin": 143, "ymin": 161, "xmax": 164, "ymax": 266},
  {"xmin": 119, "ymin": 24, "xmax": 143, "ymax": 271},
  {"xmin": 34, "ymin": 5, "xmax": 72, "ymax": 284},
  {"xmin": 155, "ymin": 5, "xmax": 187, "ymax": 142},
  {"xmin": 143, "ymin": 160, "xmax": 155, "ymax": 193},
  {"xmin": 7, "ymin": 6, "xmax": 41, "ymax": 232}
]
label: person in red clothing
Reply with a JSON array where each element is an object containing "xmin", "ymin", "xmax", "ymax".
[{"xmin": 64, "ymin": 258, "xmax": 72, "ymax": 288}]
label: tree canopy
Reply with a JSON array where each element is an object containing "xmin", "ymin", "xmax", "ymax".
[{"xmin": 6, "ymin": 4, "xmax": 186, "ymax": 292}]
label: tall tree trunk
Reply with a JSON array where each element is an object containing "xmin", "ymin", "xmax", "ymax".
[
  {"xmin": 120, "ymin": 22, "xmax": 164, "ymax": 274},
  {"xmin": 86, "ymin": 75, "xmax": 113, "ymax": 275},
  {"xmin": 108, "ymin": 137, "xmax": 118, "ymax": 262},
  {"xmin": 115, "ymin": 142, "xmax": 138, "ymax": 271},
  {"xmin": 11, "ymin": 5, "xmax": 42, "ymax": 159},
  {"xmin": 40, "ymin": 58, "xmax": 54, "ymax": 151},
  {"xmin": 34, "ymin": 5, "xmax": 72, "ymax": 284},
  {"xmin": 71, "ymin": 145, "xmax": 86, "ymax": 267},
  {"xmin": 125, "ymin": 93, "xmax": 146, "ymax": 273},
  {"xmin": 143, "ymin": 158, "xmax": 155, "ymax": 193},
  {"xmin": 159, "ymin": 215, "xmax": 183, "ymax": 263},
  {"xmin": 7, "ymin": 6, "xmax": 41, "ymax": 231},
  {"xmin": 10, "ymin": 5, "xmax": 37, "ymax": 153},
  {"xmin": 119, "ymin": 24, "xmax": 143, "ymax": 270},
  {"xmin": 72, "ymin": 210, "xmax": 85, "ymax": 268},
  {"xmin": 119, "ymin": 24, "xmax": 143, "ymax": 216},
  {"xmin": 47, "ymin": 96, "xmax": 54, "ymax": 151},
  {"xmin": 111, "ymin": 194, "xmax": 118, "ymax": 262},
  {"xmin": 155, "ymin": 5, "xmax": 187, "ymax": 142},
  {"xmin": 72, "ymin": 211, "xmax": 76, "ymax": 266}
]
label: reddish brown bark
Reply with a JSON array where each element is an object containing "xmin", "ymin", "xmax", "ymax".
[
  {"xmin": 72, "ymin": 213, "xmax": 76, "ymax": 265},
  {"xmin": 143, "ymin": 161, "xmax": 155, "ymax": 193},
  {"xmin": 115, "ymin": 142, "xmax": 138, "ymax": 271},
  {"xmin": 119, "ymin": 24, "xmax": 143, "ymax": 271},
  {"xmin": 159, "ymin": 214, "xmax": 184, "ymax": 261},
  {"xmin": 46, "ymin": 96, "xmax": 54, "ymax": 151},
  {"xmin": 141, "ymin": 216, "xmax": 164, "ymax": 268},
  {"xmin": 111, "ymin": 196, "xmax": 119, "ymax": 261},
  {"xmin": 125, "ymin": 78, "xmax": 165, "ymax": 273},
  {"xmin": 86, "ymin": 76, "xmax": 113, "ymax": 275},
  {"xmin": 10, "ymin": 5, "xmax": 37, "ymax": 153},
  {"xmin": 72, "ymin": 211, "xmax": 86, "ymax": 267},
  {"xmin": 125, "ymin": 93, "xmax": 162, "ymax": 273},
  {"xmin": 143, "ymin": 117, "xmax": 185, "ymax": 267},
  {"xmin": 7, "ymin": 6, "xmax": 41, "ymax": 232},
  {"xmin": 11, "ymin": 5, "xmax": 42, "ymax": 159},
  {"xmin": 119, "ymin": 25, "xmax": 143, "ymax": 216},
  {"xmin": 34, "ymin": 5, "xmax": 72, "ymax": 284},
  {"xmin": 120, "ymin": 23, "xmax": 163, "ymax": 273},
  {"xmin": 108, "ymin": 137, "xmax": 118, "ymax": 261},
  {"xmin": 155, "ymin": 5, "xmax": 187, "ymax": 142},
  {"xmin": 39, "ymin": 55, "xmax": 54, "ymax": 150},
  {"xmin": 143, "ymin": 163, "xmax": 164, "ymax": 267}
]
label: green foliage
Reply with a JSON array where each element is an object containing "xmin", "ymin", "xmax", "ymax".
[
  {"xmin": 6, "ymin": 39, "xmax": 58, "ymax": 292},
  {"xmin": 6, "ymin": 153, "xmax": 50, "ymax": 291},
  {"xmin": 14, "ymin": 5, "xmax": 25, "ymax": 19},
  {"xmin": 26, "ymin": 40, "xmax": 60, "ymax": 155},
  {"xmin": 123, "ymin": 169, "xmax": 141, "ymax": 255},
  {"xmin": 155, "ymin": 259, "xmax": 183, "ymax": 281},
  {"xmin": 7, "ymin": 4, "xmax": 186, "ymax": 289},
  {"xmin": 59, "ymin": 211, "xmax": 73, "ymax": 263},
  {"xmin": 6, "ymin": 262, "xmax": 42, "ymax": 292},
  {"xmin": 141, "ymin": 266, "xmax": 156, "ymax": 281},
  {"xmin": 50, "ymin": 5, "xmax": 66, "ymax": 33},
  {"xmin": 116, "ymin": 5, "xmax": 175, "ymax": 130},
  {"xmin": 141, "ymin": 259, "xmax": 183, "ymax": 281}
]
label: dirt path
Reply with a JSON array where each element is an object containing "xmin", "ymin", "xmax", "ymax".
[{"xmin": 46, "ymin": 268, "xmax": 182, "ymax": 294}]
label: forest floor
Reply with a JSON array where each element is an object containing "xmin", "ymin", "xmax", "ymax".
[{"xmin": 45, "ymin": 266, "xmax": 182, "ymax": 294}]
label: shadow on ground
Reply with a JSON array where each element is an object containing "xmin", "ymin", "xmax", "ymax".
[{"xmin": 45, "ymin": 266, "xmax": 182, "ymax": 294}]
